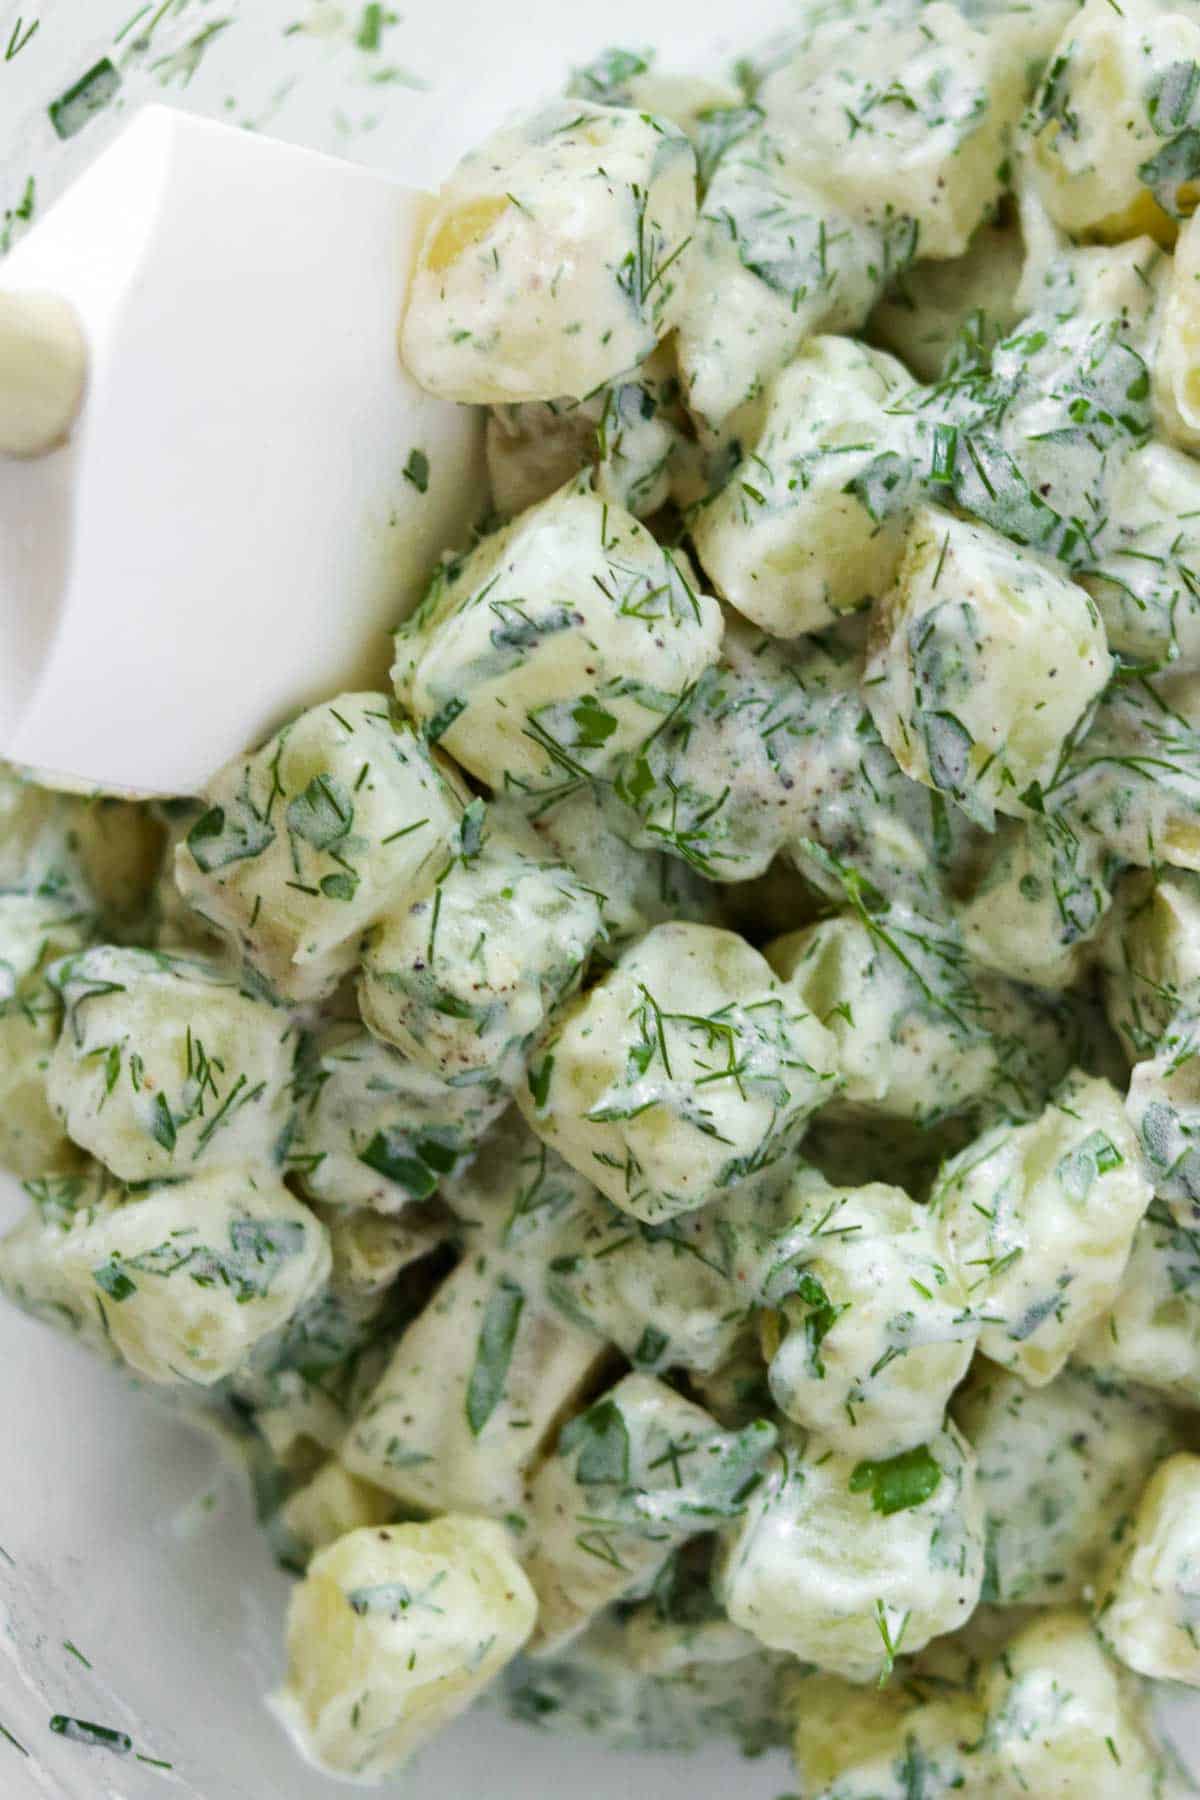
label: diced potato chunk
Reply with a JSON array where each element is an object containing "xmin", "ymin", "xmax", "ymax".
[
  {"xmin": 976, "ymin": 1609, "xmax": 1178, "ymax": 1797},
  {"xmin": 614, "ymin": 613, "xmax": 977, "ymax": 904},
  {"xmin": 0, "ymin": 763, "xmax": 162, "ymax": 939},
  {"xmin": 448, "ymin": 1111, "xmax": 834, "ymax": 1378},
  {"xmin": 954, "ymin": 1362, "xmax": 1183, "ymax": 1605},
  {"xmin": 502, "ymin": 1607, "xmax": 785, "ymax": 1756},
  {"xmin": 1024, "ymin": 0, "xmax": 1200, "ymax": 243},
  {"xmin": 958, "ymin": 817, "xmax": 1114, "ymax": 992},
  {"xmin": 763, "ymin": 1179, "xmax": 977, "ymax": 1458},
  {"xmin": 537, "ymin": 1170, "xmax": 792, "ymax": 1378},
  {"xmin": 271, "ymin": 1518, "xmax": 536, "ymax": 1780},
  {"xmin": 691, "ymin": 337, "xmax": 915, "ymax": 637},
  {"xmin": 1127, "ymin": 1019, "xmax": 1200, "ymax": 1224},
  {"xmin": 763, "ymin": 1, "xmax": 1026, "ymax": 261},
  {"xmin": 524, "ymin": 783, "xmax": 717, "ymax": 948},
  {"xmin": 322, "ymin": 1200, "xmax": 447, "ymax": 1299},
  {"xmin": 1096, "ymin": 1453, "xmax": 1200, "ymax": 1685},
  {"xmin": 0, "ymin": 892, "xmax": 92, "ymax": 1177},
  {"xmin": 869, "ymin": 220, "xmax": 1026, "ymax": 384},
  {"xmin": 769, "ymin": 905, "xmax": 1083, "ymax": 1126},
  {"xmin": 518, "ymin": 922, "xmax": 839, "ymax": 1224},
  {"xmin": 1075, "ymin": 1204, "xmax": 1200, "ymax": 1406},
  {"xmin": 1084, "ymin": 442, "xmax": 1200, "ymax": 672},
  {"xmin": 359, "ymin": 807, "xmax": 602, "ymax": 1092},
  {"xmin": 1156, "ymin": 209, "xmax": 1200, "ymax": 451},
  {"xmin": 174, "ymin": 693, "xmax": 461, "ymax": 1002},
  {"xmin": 343, "ymin": 1157, "xmax": 607, "ymax": 1525},
  {"xmin": 344, "ymin": 1262, "xmax": 603, "ymax": 1527},
  {"xmin": 786, "ymin": 1670, "xmax": 984, "ymax": 1798},
  {"xmin": 281, "ymin": 1460, "xmax": 396, "ymax": 1562},
  {"xmin": 719, "ymin": 1420, "xmax": 984, "ymax": 1681},
  {"xmin": 47, "ymin": 946, "xmax": 296, "ymax": 1183},
  {"xmin": 0, "ymin": 1166, "xmax": 119, "ymax": 1362},
  {"xmin": 486, "ymin": 343, "xmax": 688, "ymax": 520},
  {"xmin": 0, "ymin": 1165, "xmax": 330, "ymax": 1386},
  {"xmin": 1044, "ymin": 671, "xmax": 1200, "ymax": 874},
  {"xmin": 866, "ymin": 506, "xmax": 1111, "ymax": 828},
  {"xmin": 673, "ymin": 128, "xmax": 887, "ymax": 432},
  {"xmin": 932, "ymin": 1070, "xmax": 1151, "ymax": 1384},
  {"xmin": 567, "ymin": 59, "xmax": 742, "ymax": 143},
  {"xmin": 289, "ymin": 1023, "xmax": 499, "ymax": 1215},
  {"xmin": 393, "ymin": 485, "xmax": 721, "ymax": 793},
  {"xmin": 402, "ymin": 101, "xmax": 697, "ymax": 404},
  {"xmin": 1100, "ymin": 868, "xmax": 1200, "ymax": 1062},
  {"xmin": 526, "ymin": 1373, "xmax": 775, "ymax": 1652}
]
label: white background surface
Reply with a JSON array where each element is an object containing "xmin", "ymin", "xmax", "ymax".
[{"xmin": 0, "ymin": 2, "xmax": 802, "ymax": 1793}]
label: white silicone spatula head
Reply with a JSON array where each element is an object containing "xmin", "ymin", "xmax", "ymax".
[{"xmin": 0, "ymin": 106, "xmax": 483, "ymax": 798}]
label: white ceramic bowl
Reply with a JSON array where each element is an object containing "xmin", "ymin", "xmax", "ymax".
[{"xmin": 1, "ymin": 2, "xmax": 1197, "ymax": 1794}]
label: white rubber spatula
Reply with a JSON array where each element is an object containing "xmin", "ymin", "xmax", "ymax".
[{"xmin": 0, "ymin": 105, "xmax": 484, "ymax": 799}]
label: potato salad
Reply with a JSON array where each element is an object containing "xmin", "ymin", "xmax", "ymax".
[{"xmin": 13, "ymin": 0, "xmax": 1200, "ymax": 1790}]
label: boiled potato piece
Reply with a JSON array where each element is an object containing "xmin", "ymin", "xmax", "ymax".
[
  {"xmin": 958, "ymin": 816, "xmax": 1114, "ymax": 992},
  {"xmin": 1100, "ymin": 867, "xmax": 1200, "ymax": 1061},
  {"xmin": 343, "ymin": 1249, "xmax": 605, "ymax": 1527},
  {"xmin": 402, "ymin": 102, "xmax": 696, "ymax": 405},
  {"xmin": 1076, "ymin": 1203, "xmax": 1200, "ymax": 1406},
  {"xmin": 518, "ymin": 922, "xmax": 839, "ymax": 1224},
  {"xmin": 718, "ymin": 1419, "xmax": 984, "ymax": 1681},
  {"xmin": 785, "ymin": 1670, "xmax": 984, "ymax": 1798},
  {"xmin": 954, "ymin": 1362, "xmax": 1183, "ymax": 1606},
  {"xmin": 174, "ymin": 693, "xmax": 461, "ymax": 1003},
  {"xmin": 0, "ymin": 1165, "xmax": 330, "ymax": 1387},
  {"xmin": 1023, "ymin": 0, "xmax": 1200, "ymax": 243},
  {"xmin": 393, "ymin": 484, "xmax": 721, "ymax": 794},
  {"xmin": 932, "ymin": 1070, "xmax": 1151, "ymax": 1385},
  {"xmin": 763, "ymin": 1, "xmax": 1026, "ymax": 261},
  {"xmin": 1096, "ymin": 1453, "xmax": 1200, "ymax": 1686},
  {"xmin": 1156, "ymin": 208, "xmax": 1200, "ymax": 450},
  {"xmin": 865, "ymin": 506, "xmax": 1110, "ymax": 828},
  {"xmin": 272, "ymin": 1518, "xmax": 536, "ymax": 1780},
  {"xmin": 526, "ymin": 1373, "xmax": 775, "ymax": 1652},
  {"xmin": 691, "ymin": 337, "xmax": 915, "ymax": 637},
  {"xmin": 976, "ymin": 1609, "xmax": 1179, "ymax": 1797},
  {"xmin": 47, "ymin": 945, "xmax": 296, "ymax": 1183},
  {"xmin": 763, "ymin": 1179, "xmax": 977, "ymax": 1459},
  {"xmin": 289, "ymin": 1023, "xmax": 500, "ymax": 1215},
  {"xmin": 359, "ymin": 806, "xmax": 602, "ymax": 1093},
  {"xmin": 280, "ymin": 1460, "xmax": 397, "ymax": 1563},
  {"xmin": 1127, "ymin": 1018, "xmax": 1200, "ymax": 1224},
  {"xmin": 0, "ymin": 892, "xmax": 92, "ymax": 1177}
]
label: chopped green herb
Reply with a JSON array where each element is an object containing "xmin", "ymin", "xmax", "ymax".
[
  {"xmin": 849, "ymin": 1444, "xmax": 943, "ymax": 1516},
  {"xmin": 287, "ymin": 773, "xmax": 354, "ymax": 850},
  {"xmin": 358, "ymin": 1131, "xmax": 440, "ymax": 1200},
  {"xmin": 465, "ymin": 1277, "xmax": 525, "ymax": 1436},
  {"xmin": 48, "ymin": 1716, "xmax": 132, "ymax": 1754},
  {"xmin": 5, "ymin": 16, "xmax": 38, "ymax": 61},
  {"xmin": 403, "ymin": 447, "xmax": 430, "ymax": 494},
  {"xmin": 49, "ymin": 60, "xmax": 122, "ymax": 140},
  {"xmin": 527, "ymin": 1053, "xmax": 554, "ymax": 1110},
  {"xmin": 559, "ymin": 1397, "xmax": 631, "ymax": 1487},
  {"xmin": 632, "ymin": 1324, "xmax": 670, "ymax": 1366},
  {"xmin": 356, "ymin": 2, "xmax": 392, "ymax": 51},
  {"xmin": 424, "ymin": 698, "xmax": 466, "ymax": 744},
  {"xmin": 347, "ymin": 1572, "xmax": 447, "ymax": 1618}
]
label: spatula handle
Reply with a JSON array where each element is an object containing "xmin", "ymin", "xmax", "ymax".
[{"xmin": 0, "ymin": 291, "xmax": 87, "ymax": 459}]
